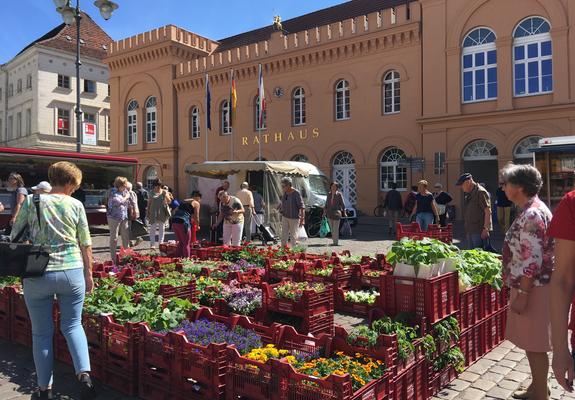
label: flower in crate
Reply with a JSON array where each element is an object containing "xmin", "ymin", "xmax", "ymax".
[
  {"xmin": 223, "ymin": 281, "xmax": 263, "ymax": 316},
  {"xmin": 271, "ymin": 260, "xmax": 296, "ymax": 271},
  {"xmin": 273, "ymin": 281, "xmax": 326, "ymax": 301},
  {"xmin": 173, "ymin": 319, "xmax": 263, "ymax": 355},
  {"xmin": 344, "ymin": 290, "xmax": 379, "ymax": 305},
  {"xmin": 244, "ymin": 344, "xmax": 290, "ymax": 363}
]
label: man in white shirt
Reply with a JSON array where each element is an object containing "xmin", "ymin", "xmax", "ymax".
[{"xmin": 236, "ymin": 182, "xmax": 255, "ymax": 241}]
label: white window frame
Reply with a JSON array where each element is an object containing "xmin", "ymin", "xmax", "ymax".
[
  {"xmin": 145, "ymin": 97, "xmax": 157, "ymax": 143},
  {"xmin": 16, "ymin": 112, "xmax": 22, "ymax": 137},
  {"xmin": 26, "ymin": 74, "xmax": 32, "ymax": 89},
  {"xmin": 335, "ymin": 79, "xmax": 350, "ymax": 121},
  {"xmin": 462, "ymin": 28, "xmax": 498, "ymax": 103},
  {"xmin": 383, "ymin": 71, "xmax": 401, "ymax": 114},
  {"xmin": 16, "ymin": 79, "xmax": 22, "ymax": 94},
  {"xmin": 190, "ymin": 106, "xmax": 200, "ymax": 139},
  {"xmin": 57, "ymin": 74, "xmax": 70, "ymax": 89},
  {"xmin": 26, "ymin": 108, "xmax": 31, "ymax": 136},
  {"xmin": 7, "ymin": 116, "xmax": 13, "ymax": 140},
  {"xmin": 127, "ymin": 100, "xmax": 138, "ymax": 145},
  {"xmin": 292, "ymin": 87, "xmax": 306, "ymax": 126},
  {"xmin": 221, "ymin": 100, "xmax": 231, "ymax": 135},
  {"xmin": 145, "ymin": 167, "xmax": 158, "ymax": 189},
  {"xmin": 379, "ymin": 147, "xmax": 407, "ymax": 191},
  {"xmin": 255, "ymin": 96, "xmax": 267, "ymax": 131},
  {"xmin": 513, "ymin": 17, "xmax": 552, "ymax": 97}
]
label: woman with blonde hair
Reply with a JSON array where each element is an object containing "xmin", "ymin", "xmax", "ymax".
[
  {"xmin": 148, "ymin": 179, "xmax": 172, "ymax": 248},
  {"xmin": 410, "ymin": 180, "xmax": 439, "ymax": 231},
  {"xmin": 107, "ymin": 176, "xmax": 131, "ymax": 261},
  {"xmin": 11, "ymin": 161, "xmax": 96, "ymax": 399}
]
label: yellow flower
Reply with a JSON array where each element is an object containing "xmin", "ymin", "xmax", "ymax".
[{"xmin": 285, "ymin": 355, "xmax": 296, "ymax": 364}]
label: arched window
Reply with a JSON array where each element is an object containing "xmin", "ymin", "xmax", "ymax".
[
  {"xmin": 332, "ymin": 151, "xmax": 357, "ymax": 205},
  {"xmin": 513, "ymin": 17, "xmax": 552, "ymax": 96},
  {"xmin": 145, "ymin": 96, "xmax": 157, "ymax": 143},
  {"xmin": 380, "ymin": 147, "xmax": 407, "ymax": 190},
  {"xmin": 221, "ymin": 100, "xmax": 231, "ymax": 135},
  {"xmin": 335, "ymin": 79, "xmax": 350, "ymax": 121},
  {"xmin": 292, "ymin": 87, "xmax": 306, "ymax": 126},
  {"xmin": 291, "ymin": 154, "xmax": 309, "ymax": 162},
  {"xmin": 145, "ymin": 167, "xmax": 158, "ymax": 190},
  {"xmin": 514, "ymin": 135, "xmax": 542, "ymax": 163},
  {"xmin": 462, "ymin": 139, "xmax": 498, "ymax": 160},
  {"xmin": 189, "ymin": 106, "xmax": 200, "ymax": 139},
  {"xmin": 462, "ymin": 28, "xmax": 497, "ymax": 103},
  {"xmin": 254, "ymin": 96, "xmax": 266, "ymax": 131},
  {"xmin": 126, "ymin": 99, "xmax": 138, "ymax": 145},
  {"xmin": 383, "ymin": 71, "xmax": 400, "ymax": 114}
]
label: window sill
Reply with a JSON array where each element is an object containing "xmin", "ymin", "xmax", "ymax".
[
  {"xmin": 292, "ymin": 123, "xmax": 307, "ymax": 127},
  {"xmin": 335, "ymin": 118, "xmax": 351, "ymax": 122},
  {"xmin": 383, "ymin": 111, "xmax": 401, "ymax": 116},
  {"xmin": 513, "ymin": 91, "xmax": 553, "ymax": 98},
  {"xmin": 462, "ymin": 98, "xmax": 497, "ymax": 104},
  {"xmin": 54, "ymin": 87, "xmax": 72, "ymax": 94}
]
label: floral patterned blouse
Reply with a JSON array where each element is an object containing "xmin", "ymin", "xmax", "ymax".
[
  {"xmin": 502, "ymin": 196, "xmax": 554, "ymax": 288},
  {"xmin": 11, "ymin": 194, "xmax": 92, "ymax": 272}
]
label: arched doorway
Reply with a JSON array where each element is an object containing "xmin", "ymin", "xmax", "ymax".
[
  {"xmin": 462, "ymin": 139, "xmax": 498, "ymax": 195},
  {"xmin": 144, "ymin": 166, "xmax": 159, "ymax": 189},
  {"xmin": 291, "ymin": 154, "xmax": 309, "ymax": 163},
  {"xmin": 513, "ymin": 136, "xmax": 541, "ymax": 164},
  {"xmin": 332, "ymin": 151, "xmax": 357, "ymax": 206}
]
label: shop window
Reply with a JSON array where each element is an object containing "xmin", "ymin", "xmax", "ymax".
[
  {"xmin": 335, "ymin": 79, "xmax": 350, "ymax": 120},
  {"xmin": 190, "ymin": 106, "xmax": 200, "ymax": 139},
  {"xmin": 292, "ymin": 87, "xmax": 306, "ymax": 126},
  {"xmin": 380, "ymin": 147, "xmax": 407, "ymax": 190},
  {"xmin": 221, "ymin": 100, "xmax": 231, "ymax": 135},
  {"xmin": 57, "ymin": 108, "xmax": 70, "ymax": 136},
  {"xmin": 383, "ymin": 71, "xmax": 400, "ymax": 114},
  {"xmin": 513, "ymin": 17, "xmax": 552, "ymax": 97},
  {"xmin": 462, "ymin": 27, "xmax": 497, "ymax": 103},
  {"xmin": 127, "ymin": 99, "xmax": 138, "ymax": 145},
  {"xmin": 145, "ymin": 96, "xmax": 157, "ymax": 143}
]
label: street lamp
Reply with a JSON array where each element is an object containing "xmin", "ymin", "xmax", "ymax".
[{"xmin": 53, "ymin": 0, "xmax": 119, "ymax": 153}]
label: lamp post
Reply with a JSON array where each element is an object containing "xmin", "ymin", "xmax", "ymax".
[{"xmin": 53, "ymin": 0, "xmax": 118, "ymax": 153}]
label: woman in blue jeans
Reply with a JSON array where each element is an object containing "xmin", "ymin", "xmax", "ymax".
[
  {"xmin": 11, "ymin": 161, "xmax": 95, "ymax": 400},
  {"xmin": 411, "ymin": 180, "xmax": 440, "ymax": 232}
]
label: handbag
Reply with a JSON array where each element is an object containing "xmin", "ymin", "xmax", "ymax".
[
  {"xmin": 340, "ymin": 219, "xmax": 353, "ymax": 237},
  {"xmin": 131, "ymin": 219, "xmax": 149, "ymax": 239},
  {"xmin": 0, "ymin": 194, "xmax": 50, "ymax": 278},
  {"xmin": 319, "ymin": 217, "xmax": 331, "ymax": 238}
]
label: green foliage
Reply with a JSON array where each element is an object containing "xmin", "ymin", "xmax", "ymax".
[
  {"xmin": 344, "ymin": 289, "xmax": 378, "ymax": 305},
  {"xmin": 456, "ymin": 249, "xmax": 503, "ymax": 290},
  {"xmin": 387, "ymin": 238, "xmax": 458, "ymax": 267},
  {"xmin": 131, "ymin": 273, "xmax": 193, "ymax": 294},
  {"xmin": 433, "ymin": 317, "xmax": 461, "ymax": 346},
  {"xmin": 433, "ymin": 347, "xmax": 465, "ymax": 373},
  {"xmin": 0, "ymin": 276, "xmax": 21, "ymax": 289}
]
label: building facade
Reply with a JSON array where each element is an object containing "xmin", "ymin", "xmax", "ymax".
[
  {"xmin": 0, "ymin": 13, "xmax": 112, "ymax": 153},
  {"xmin": 106, "ymin": 0, "xmax": 575, "ymax": 213}
]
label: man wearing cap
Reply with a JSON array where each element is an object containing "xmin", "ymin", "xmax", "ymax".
[
  {"xmin": 236, "ymin": 182, "xmax": 255, "ymax": 241},
  {"xmin": 31, "ymin": 181, "xmax": 52, "ymax": 195},
  {"xmin": 456, "ymin": 173, "xmax": 492, "ymax": 249}
]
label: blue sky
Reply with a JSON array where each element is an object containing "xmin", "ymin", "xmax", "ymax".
[{"xmin": 1, "ymin": 0, "xmax": 348, "ymax": 64}]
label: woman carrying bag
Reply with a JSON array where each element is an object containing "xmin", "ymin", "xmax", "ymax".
[
  {"xmin": 10, "ymin": 161, "xmax": 96, "ymax": 399},
  {"xmin": 148, "ymin": 179, "xmax": 172, "ymax": 249},
  {"xmin": 324, "ymin": 182, "xmax": 346, "ymax": 246}
]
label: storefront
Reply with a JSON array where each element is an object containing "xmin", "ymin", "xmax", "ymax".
[{"xmin": 534, "ymin": 136, "xmax": 575, "ymax": 209}]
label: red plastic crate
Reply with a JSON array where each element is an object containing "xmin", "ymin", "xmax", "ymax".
[
  {"xmin": 396, "ymin": 223, "xmax": 453, "ymax": 243},
  {"xmin": 264, "ymin": 259, "xmax": 306, "ymax": 282},
  {"xmin": 350, "ymin": 265, "xmax": 391, "ymax": 290},
  {"xmin": 481, "ymin": 307, "xmax": 507, "ymax": 353},
  {"xmin": 334, "ymin": 287, "xmax": 379, "ymax": 317},
  {"xmin": 158, "ymin": 280, "xmax": 197, "ymax": 302},
  {"xmin": 459, "ymin": 325, "xmax": 483, "ymax": 367},
  {"xmin": 390, "ymin": 359, "xmax": 428, "ymax": 400},
  {"xmin": 304, "ymin": 262, "xmax": 352, "ymax": 288},
  {"xmin": 380, "ymin": 273, "xmax": 459, "ymax": 325},
  {"xmin": 483, "ymin": 285, "xmax": 509, "ymax": 318},
  {"xmin": 458, "ymin": 286, "xmax": 483, "ymax": 331},
  {"xmin": 7, "ymin": 287, "xmax": 32, "ymax": 347},
  {"xmin": 262, "ymin": 282, "xmax": 333, "ymax": 318},
  {"xmin": 427, "ymin": 366, "xmax": 457, "ymax": 398}
]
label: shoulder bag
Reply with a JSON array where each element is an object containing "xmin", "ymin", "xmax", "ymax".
[{"xmin": 0, "ymin": 194, "xmax": 50, "ymax": 278}]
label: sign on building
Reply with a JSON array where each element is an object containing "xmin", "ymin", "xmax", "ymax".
[{"xmin": 83, "ymin": 122, "xmax": 97, "ymax": 146}]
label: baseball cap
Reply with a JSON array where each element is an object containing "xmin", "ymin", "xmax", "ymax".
[
  {"xmin": 455, "ymin": 173, "xmax": 472, "ymax": 186},
  {"xmin": 31, "ymin": 181, "xmax": 52, "ymax": 192}
]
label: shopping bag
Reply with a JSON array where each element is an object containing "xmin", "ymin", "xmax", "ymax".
[
  {"xmin": 340, "ymin": 219, "xmax": 353, "ymax": 237},
  {"xmin": 131, "ymin": 219, "xmax": 148, "ymax": 239},
  {"xmin": 297, "ymin": 225, "xmax": 308, "ymax": 241},
  {"xmin": 319, "ymin": 217, "xmax": 331, "ymax": 238}
]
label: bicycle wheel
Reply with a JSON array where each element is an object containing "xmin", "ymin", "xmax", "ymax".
[
  {"xmin": 373, "ymin": 205, "xmax": 386, "ymax": 217},
  {"xmin": 307, "ymin": 221, "xmax": 321, "ymax": 238}
]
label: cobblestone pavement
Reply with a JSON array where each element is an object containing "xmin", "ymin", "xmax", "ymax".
[{"xmin": 4, "ymin": 217, "xmax": 569, "ymax": 399}]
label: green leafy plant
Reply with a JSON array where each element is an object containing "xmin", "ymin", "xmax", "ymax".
[
  {"xmin": 273, "ymin": 281, "xmax": 326, "ymax": 301},
  {"xmin": 386, "ymin": 237, "xmax": 458, "ymax": 267},
  {"xmin": 271, "ymin": 260, "xmax": 296, "ymax": 271},
  {"xmin": 346, "ymin": 325, "xmax": 379, "ymax": 348},
  {"xmin": 433, "ymin": 347, "xmax": 465, "ymax": 373},
  {"xmin": 433, "ymin": 317, "xmax": 461, "ymax": 346},
  {"xmin": 338, "ymin": 255, "xmax": 364, "ymax": 265},
  {"xmin": 344, "ymin": 290, "xmax": 378, "ymax": 305},
  {"xmin": 0, "ymin": 276, "xmax": 21, "ymax": 289},
  {"xmin": 421, "ymin": 334, "xmax": 437, "ymax": 360},
  {"xmin": 456, "ymin": 249, "xmax": 503, "ymax": 290},
  {"xmin": 131, "ymin": 274, "xmax": 193, "ymax": 294}
]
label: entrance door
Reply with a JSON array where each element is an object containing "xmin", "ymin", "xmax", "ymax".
[
  {"xmin": 332, "ymin": 152, "xmax": 357, "ymax": 206},
  {"xmin": 462, "ymin": 139, "xmax": 499, "ymax": 197}
]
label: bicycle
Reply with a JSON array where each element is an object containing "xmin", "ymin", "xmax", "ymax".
[
  {"xmin": 373, "ymin": 204, "xmax": 386, "ymax": 217},
  {"xmin": 305, "ymin": 206, "xmax": 324, "ymax": 238}
]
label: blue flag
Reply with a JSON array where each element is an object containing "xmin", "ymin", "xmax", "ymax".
[{"xmin": 206, "ymin": 74, "xmax": 212, "ymax": 130}]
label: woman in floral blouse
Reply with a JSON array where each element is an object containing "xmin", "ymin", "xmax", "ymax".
[{"xmin": 500, "ymin": 163, "xmax": 554, "ymax": 400}]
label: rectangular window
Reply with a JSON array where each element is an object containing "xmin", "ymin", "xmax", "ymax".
[
  {"xmin": 462, "ymin": 48, "xmax": 497, "ymax": 103},
  {"xmin": 0, "ymin": 88, "xmax": 2, "ymax": 101},
  {"xmin": 16, "ymin": 112, "xmax": 22, "ymax": 137},
  {"xmin": 434, "ymin": 152, "xmax": 446, "ymax": 175},
  {"xmin": 57, "ymin": 108, "xmax": 70, "ymax": 136},
  {"xmin": 16, "ymin": 79, "xmax": 22, "ymax": 93},
  {"xmin": 84, "ymin": 112, "xmax": 96, "ymax": 123},
  {"xmin": 146, "ymin": 110, "xmax": 157, "ymax": 142},
  {"xmin": 7, "ymin": 116, "xmax": 13, "ymax": 140},
  {"xmin": 26, "ymin": 74, "xmax": 32, "ymax": 89},
  {"xmin": 0, "ymin": 119, "xmax": 3, "ymax": 141},
  {"xmin": 57, "ymin": 75, "xmax": 70, "ymax": 89},
  {"xmin": 26, "ymin": 109, "xmax": 31, "ymax": 136},
  {"xmin": 83, "ymin": 79, "xmax": 96, "ymax": 93},
  {"xmin": 127, "ymin": 113, "xmax": 137, "ymax": 145},
  {"xmin": 514, "ymin": 39, "xmax": 553, "ymax": 96},
  {"xmin": 106, "ymin": 115, "xmax": 110, "ymax": 141},
  {"xmin": 8, "ymin": 84, "xmax": 13, "ymax": 97},
  {"xmin": 107, "ymin": 84, "xmax": 111, "ymax": 97}
]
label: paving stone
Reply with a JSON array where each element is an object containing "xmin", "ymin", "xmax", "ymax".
[
  {"xmin": 497, "ymin": 359, "xmax": 517, "ymax": 368},
  {"xmin": 505, "ymin": 351, "xmax": 526, "ymax": 361},
  {"xmin": 435, "ymin": 388, "xmax": 459, "ymax": 400},
  {"xmin": 489, "ymin": 365, "xmax": 512, "ymax": 375},
  {"xmin": 480, "ymin": 372, "xmax": 506, "ymax": 383},
  {"xmin": 506, "ymin": 370, "xmax": 529, "ymax": 383},
  {"xmin": 458, "ymin": 371, "xmax": 481, "ymax": 383},
  {"xmin": 498, "ymin": 379, "xmax": 522, "ymax": 391},
  {"xmin": 448, "ymin": 379, "xmax": 471, "ymax": 391},
  {"xmin": 486, "ymin": 386, "xmax": 513, "ymax": 399},
  {"xmin": 458, "ymin": 387, "xmax": 488, "ymax": 400},
  {"xmin": 471, "ymin": 378, "xmax": 496, "ymax": 391},
  {"xmin": 514, "ymin": 363, "xmax": 532, "ymax": 374},
  {"xmin": 483, "ymin": 352, "xmax": 505, "ymax": 361}
]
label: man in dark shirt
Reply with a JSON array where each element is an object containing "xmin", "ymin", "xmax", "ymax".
[
  {"xmin": 278, "ymin": 177, "xmax": 305, "ymax": 247},
  {"xmin": 496, "ymin": 182, "xmax": 513, "ymax": 233},
  {"xmin": 433, "ymin": 183, "xmax": 453, "ymax": 227},
  {"xmin": 383, "ymin": 182, "xmax": 403, "ymax": 234},
  {"xmin": 457, "ymin": 173, "xmax": 492, "ymax": 249},
  {"xmin": 135, "ymin": 182, "xmax": 149, "ymax": 224}
]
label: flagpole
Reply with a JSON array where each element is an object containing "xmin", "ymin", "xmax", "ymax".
[
  {"xmin": 205, "ymin": 73, "xmax": 209, "ymax": 161},
  {"xmin": 258, "ymin": 64, "xmax": 263, "ymax": 160}
]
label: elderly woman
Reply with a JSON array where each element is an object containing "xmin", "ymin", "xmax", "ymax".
[
  {"xmin": 212, "ymin": 191, "xmax": 244, "ymax": 246},
  {"xmin": 500, "ymin": 164, "xmax": 554, "ymax": 400},
  {"xmin": 148, "ymin": 179, "xmax": 172, "ymax": 249},
  {"xmin": 324, "ymin": 181, "xmax": 346, "ymax": 246},
  {"xmin": 410, "ymin": 180, "xmax": 439, "ymax": 231},
  {"xmin": 107, "ymin": 176, "xmax": 131, "ymax": 261},
  {"xmin": 6, "ymin": 172, "xmax": 28, "ymax": 232},
  {"xmin": 11, "ymin": 162, "xmax": 95, "ymax": 399}
]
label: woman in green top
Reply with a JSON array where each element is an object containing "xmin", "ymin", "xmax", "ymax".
[{"xmin": 11, "ymin": 161, "xmax": 96, "ymax": 399}]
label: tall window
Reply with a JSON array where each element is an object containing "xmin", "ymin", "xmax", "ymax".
[
  {"xmin": 292, "ymin": 87, "xmax": 306, "ymax": 126},
  {"xmin": 380, "ymin": 147, "xmax": 407, "ymax": 190},
  {"xmin": 16, "ymin": 112, "xmax": 22, "ymax": 137},
  {"xmin": 84, "ymin": 112, "xmax": 96, "ymax": 124},
  {"xmin": 57, "ymin": 108, "xmax": 70, "ymax": 136},
  {"xmin": 84, "ymin": 79, "xmax": 96, "ymax": 93},
  {"xmin": 8, "ymin": 84, "xmax": 13, "ymax": 97},
  {"xmin": 145, "ymin": 96, "xmax": 157, "ymax": 143},
  {"xmin": 513, "ymin": 17, "xmax": 552, "ymax": 96},
  {"xmin": 335, "ymin": 79, "xmax": 350, "ymax": 120},
  {"xmin": 221, "ymin": 100, "xmax": 231, "ymax": 135},
  {"xmin": 26, "ymin": 108, "xmax": 31, "ymax": 136},
  {"xmin": 145, "ymin": 167, "xmax": 158, "ymax": 189},
  {"xmin": 17, "ymin": 79, "xmax": 22, "ymax": 94},
  {"xmin": 26, "ymin": 74, "xmax": 32, "ymax": 89},
  {"xmin": 104, "ymin": 114, "xmax": 110, "ymax": 141},
  {"xmin": 190, "ymin": 106, "xmax": 200, "ymax": 139},
  {"xmin": 255, "ymin": 96, "xmax": 267, "ymax": 130},
  {"xmin": 0, "ymin": 88, "xmax": 3, "ymax": 101},
  {"xmin": 383, "ymin": 71, "xmax": 401, "ymax": 114},
  {"xmin": 57, "ymin": 74, "xmax": 70, "ymax": 89},
  {"xmin": 127, "ymin": 100, "xmax": 138, "ymax": 145},
  {"xmin": 462, "ymin": 27, "xmax": 497, "ymax": 102},
  {"xmin": 7, "ymin": 116, "xmax": 13, "ymax": 140}
]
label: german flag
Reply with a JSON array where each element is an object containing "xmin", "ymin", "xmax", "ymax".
[{"xmin": 229, "ymin": 69, "xmax": 237, "ymax": 127}]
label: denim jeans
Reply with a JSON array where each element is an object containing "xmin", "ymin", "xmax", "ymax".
[
  {"xmin": 23, "ymin": 268, "xmax": 90, "ymax": 388},
  {"xmin": 467, "ymin": 233, "xmax": 484, "ymax": 249},
  {"xmin": 416, "ymin": 212, "xmax": 434, "ymax": 231}
]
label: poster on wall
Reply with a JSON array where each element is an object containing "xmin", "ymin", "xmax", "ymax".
[{"xmin": 83, "ymin": 122, "xmax": 97, "ymax": 146}]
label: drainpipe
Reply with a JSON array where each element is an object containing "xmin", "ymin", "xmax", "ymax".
[{"xmin": 172, "ymin": 64, "xmax": 179, "ymax": 198}]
